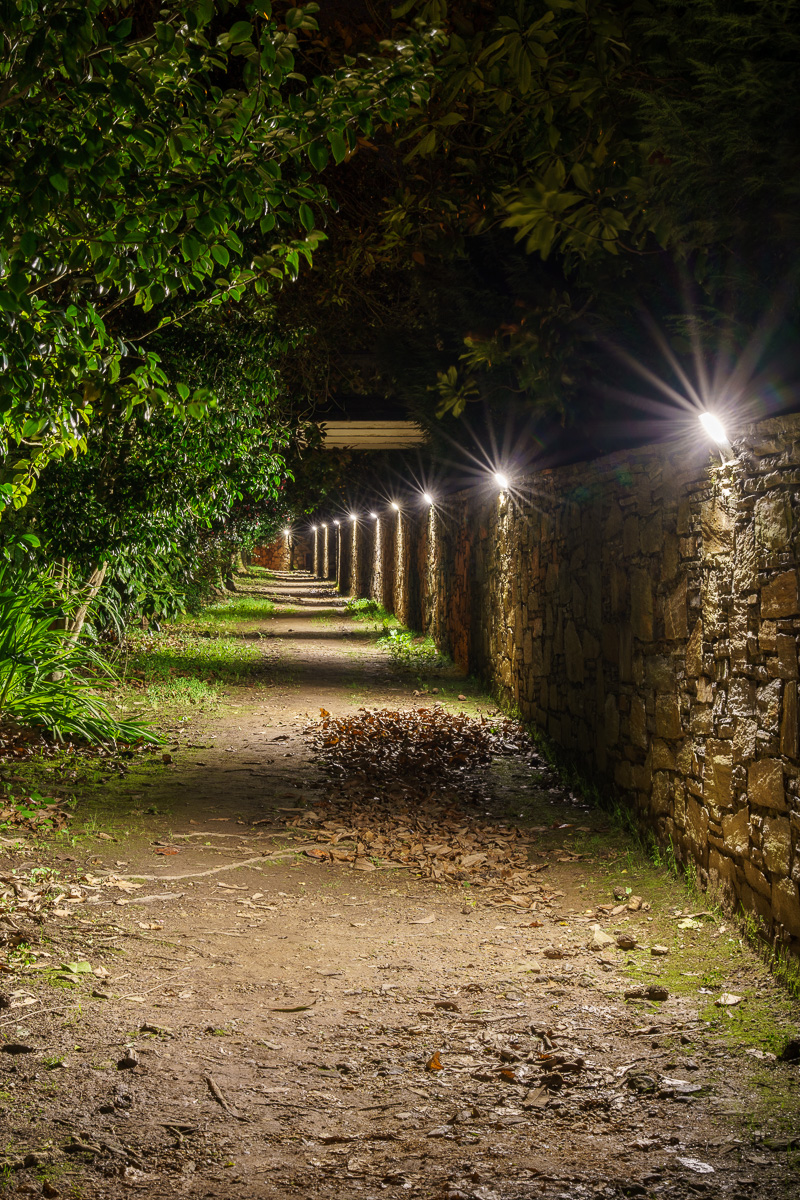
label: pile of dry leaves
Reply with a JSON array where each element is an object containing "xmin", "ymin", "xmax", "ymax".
[
  {"xmin": 311, "ymin": 706, "xmax": 513, "ymax": 785},
  {"xmin": 297, "ymin": 707, "xmax": 554, "ymax": 906}
]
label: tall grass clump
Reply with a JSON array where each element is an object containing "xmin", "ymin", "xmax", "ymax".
[{"xmin": 0, "ymin": 569, "xmax": 157, "ymax": 744}]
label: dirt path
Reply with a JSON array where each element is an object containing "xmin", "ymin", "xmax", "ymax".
[{"xmin": 1, "ymin": 572, "xmax": 799, "ymax": 1199}]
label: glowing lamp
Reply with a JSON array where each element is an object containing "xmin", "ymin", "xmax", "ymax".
[
  {"xmin": 494, "ymin": 471, "xmax": 510, "ymax": 490},
  {"xmin": 312, "ymin": 525, "xmax": 317, "ymax": 532},
  {"xmin": 699, "ymin": 411, "xmax": 733, "ymax": 461},
  {"xmin": 350, "ymin": 513, "xmax": 357, "ymax": 522},
  {"xmin": 423, "ymin": 492, "xmax": 434, "ymax": 506},
  {"xmin": 284, "ymin": 527, "xmax": 291, "ymax": 536},
  {"xmin": 333, "ymin": 519, "xmax": 340, "ymax": 526},
  {"xmin": 390, "ymin": 501, "xmax": 400, "ymax": 512},
  {"xmin": 370, "ymin": 511, "xmax": 378, "ymax": 519}
]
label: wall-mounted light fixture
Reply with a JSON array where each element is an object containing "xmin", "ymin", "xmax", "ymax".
[
  {"xmin": 494, "ymin": 471, "xmax": 510, "ymax": 490},
  {"xmin": 422, "ymin": 492, "xmax": 434, "ymax": 506},
  {"xmin": 350, "ymin": 513, "xmax": 357, "ymax": 522},
  {"xmin": 283, "ymin": 527, "xmax": 291, "ymax": 536},
  {"xmin": 699, "ymin": 411, "xmax": 733, "ymax": 462},
  {"xmin": 390, "ymin": 501, "xmax": 400, "ymax": 512},
  {"xmin": 333, "ymin": 519, "xmax": 340, "ymax": 526},
  {"xmin": 321, "ymin": 522, "xmax": 327, "ymax": 529},
  {"xmin": 370, "ymin": 511, "xmax": 378, "ymax": 519},
  {"xmin": 312, "ymin": 525, "xmax": 318, "ymax": 532}
]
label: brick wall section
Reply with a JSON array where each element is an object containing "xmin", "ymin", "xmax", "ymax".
[{"xmin": 323, "ymin": 415, "xmax": 800, "ymax": 945}]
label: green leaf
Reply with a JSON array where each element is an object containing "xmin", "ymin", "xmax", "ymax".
[
  {"xmin": 227, "ymin": 20, "xmax": 253, "ymax": 43},
  {"xmin": 211, "ymin": 245, "xmax": 230, "ymax": 267},
  {"xmin": 308, "ymin": 142, "xmax": 330, "ymax": 172},
  {"xmin": 298, "ymin": 203, "xmax": 315, "ymax": 232},
  {"xmin": 49, "ymin": 173, "xmax": 69, "ymax": 193},
  {"xmin": 327, "ymin": 129, "xmax": 347, "ymax": 164},
  {"xmin": 18, "ymin": 232, "xmax": 38, "ymax": 256}
]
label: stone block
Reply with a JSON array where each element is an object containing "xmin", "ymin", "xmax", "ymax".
[
  {"xmin": 652, "ymin": 771, "xmax": 671, "ymax": 816},
  {"xmin": 655, "ymin": 694, "xmax": 682, "ymax": 739},
  {"xmin": 781, "ymin": 683, "xmax": 799, "ymax": 759},
  {"xmin": 702, "ymin": 569, "xmax": 725, "ymax": 639},
  {"xmin": 571, "ymin": 579, "xmax": 586, "ymax": 621},
  {"xmin": 673, "ymin": 778, "xmax": 686, "ymax": 828},
  {"xmin": 653, "ymin": 739, "xmax": 676, "ymax": 770},
  {"xmin": 692, "ymin": 705, "xmax": 713, "ymax": 736},
  {"xmin": 645, "ymin": 654, "xmax": 674, "ymax": 692},
  {"xmin": 759, "ymin": 620, "xmax": 777, "ymax": 652},
  {"xmin": 604, "ymin": 694, "xmax": 620, "ymax": 746},
  {"xmin": 661, "ymin": 531, "xmax": 680, "ymax": 582},
  {"xmin": 632, "ymin": 759, "xmax": 653, "ymax": 790},
  {"xmin": 564, "ymin": 620, "xmax": 584, "ymax": 684},
  {"xmin": 703, "ymin": 740, "xmax": 733, "ymax": 811},
  {"xmin": 623, "ymin": 515, "xmax": 640, "ymax": 556},
  {"xmin": 763, "ymin": 816, "xmax": 791, "ymax": 877},
  {"xmin": 761, "ymin": 570, "xmax": 799, "ymax": 618},
  {"xmin": 733, "ymin": 525, "xmax": 757, "ymax": 591},
  {"xmin": 733, "ymin": 717, "xmax": 757, "ymax": 761},
  {"xmin": 630, "ymin": 570, "xmax": 654, "ymax": 642},
  {"xmin": 686, "ymin": 796, "xmax": 709, "ymax": 864},
  {"xmin": 743, "ymin": 857, "xmax": 771, "ymax": 899},
  {"xmin": 772, "ymin": 877, "xmax": 800, "ymax": 938},
  {"xmin": 642, "ymin": 512, "xmax": 663, "ymax": 554},
  {"xmin": 755, "ymin": 492, "xmax": 792, "ymax": 550},
  {"xmin": 748, "ymin": 758, "xmax": 786, "ymax": 811},
  {"xmin": 686, "ymin": 619, "xmax": 703, "ymax": 678},
  {"xmin": 676, "ymin": 739, "xmax": 693, "ymax": 775},
  {"xmin": 664, "ymin": 578, "xmax": 688, "ymax": 640},
  {"xmin": 757, "ymin": 678, "xmax": 783, "ymax": 734},
  {"xmin": 602, "ymin": 623, "xmax": 618, "ymax": 663},
  {"xmin": 722, "ymin": 806, "xmax": 751, "ymax": 857},
  {"xmin": 582, "ymin": 630, "xmax": 600, "ymax": 661},
  {"xmin": 701, "ymin": 496, "xmax": 735, "ymax": 558},
  {"xmin": 709, "ymin": 847, "xmax": 738, "ymax": 888},
  {"xmin": 630, "ymin": 695, "xmax": 648, "ymax": 749},
  {"xmin": 768, "ymin": 634, "xmax": 798, "ymax": 680},
  {"xmin": 619, "ymin": 627, "xmax": 633, "ymax": 682},
  {"xmin": 728, "ymin": 677, "xmax": 755, "ymax": 718}
]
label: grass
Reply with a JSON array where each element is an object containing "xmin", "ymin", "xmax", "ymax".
[
  {"xmin": 193, "ymin": 595, "xmax": 276, "ymax": 622},
  {"xmin": 109, "ymin": 627, "xmax": 270, "ymax": 715},
  {"xmin": 377, "ymin": 626, "xmax": 451, "ymax": 672},
  {"xmin": 345, "ymin": 597, "xmax": 398, "ymax": 625}
]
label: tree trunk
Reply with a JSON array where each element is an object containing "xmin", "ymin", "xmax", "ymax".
[{"xmin": 66, "ymin": 563, "xmax": 108, "ymax": 644}]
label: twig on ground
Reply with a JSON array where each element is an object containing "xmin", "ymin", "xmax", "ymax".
[{"xmin": 204, "ymin": 1073, "xmax": 246, "ymax": 1119}]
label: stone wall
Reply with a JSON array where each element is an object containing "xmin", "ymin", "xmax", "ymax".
[
  {"xmin": 250, "ymin": 531, "xmax": 312, "ymax": 571},
  {"xmin": 316, "ymin": 415, "xmax": 800, "ymax": 947}
]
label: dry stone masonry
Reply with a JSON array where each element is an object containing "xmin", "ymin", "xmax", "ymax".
[{"xmin": 302, "ymin": 416, "xmax": 800, "ymax": 946}]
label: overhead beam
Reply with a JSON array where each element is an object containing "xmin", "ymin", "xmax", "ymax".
[{"xmin": 319, "ymin": 420, "xmax": 428, "ymax": 449}]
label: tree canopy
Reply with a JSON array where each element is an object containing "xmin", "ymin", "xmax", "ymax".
[
  {"xmin": 272, "ymin": 0, "xmax": 800, "ymax": 443},
  {"xmin": 0, "ymin": 0, "xmax": 430, "ymax": 512}
]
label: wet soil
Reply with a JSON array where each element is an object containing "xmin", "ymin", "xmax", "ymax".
[{"xmin": 1, "ymin": 573, "xmax": 799, "ymax": 1200}]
